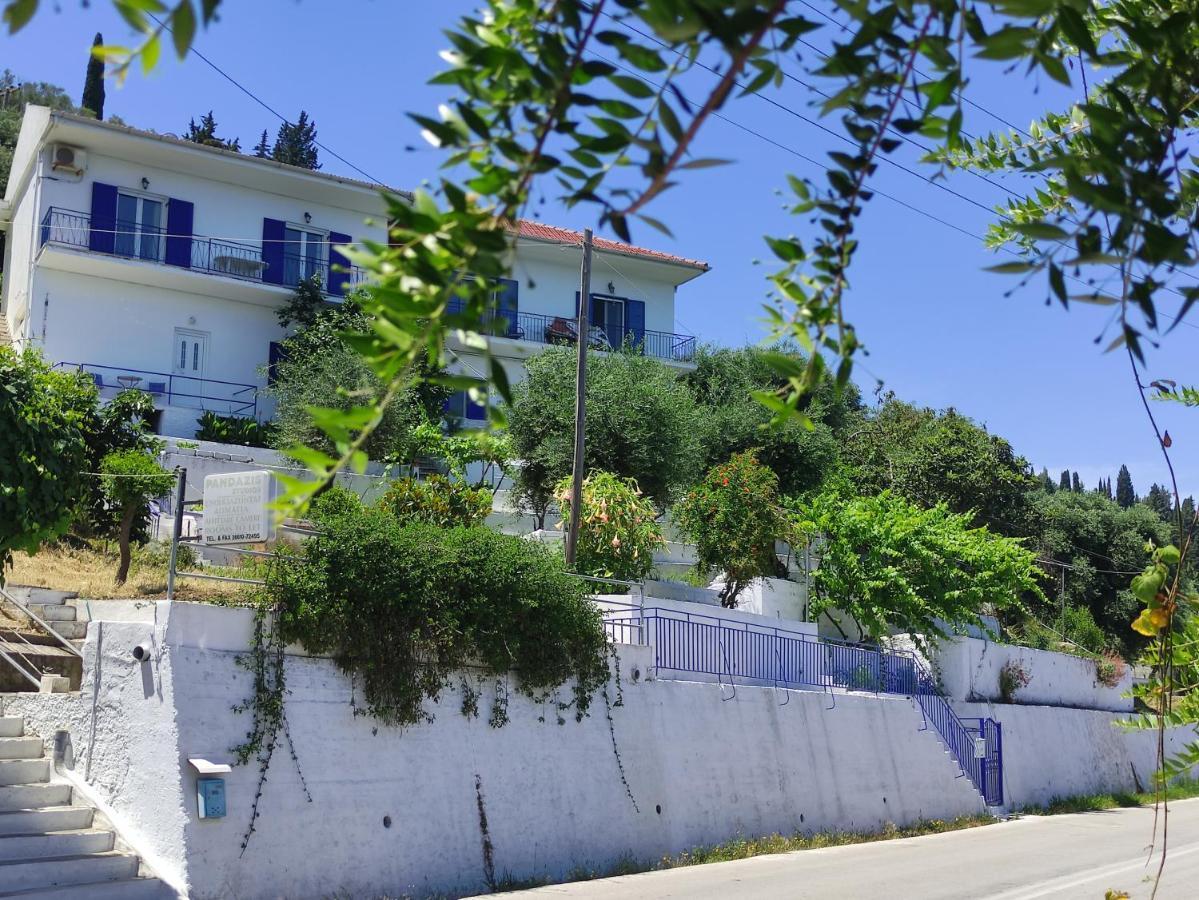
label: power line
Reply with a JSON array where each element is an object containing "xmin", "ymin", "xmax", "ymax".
[
  {"xmin": 146, "ymin": 13, "xmax": 387, "ymax": 186},
  {"xmin": 591, "ymin": 51, "xmax": 1199, "ymax": 334}
]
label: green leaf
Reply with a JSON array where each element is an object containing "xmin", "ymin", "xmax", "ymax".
[
  {"xmin": 679, "ymin": 158, "xmax": 732, "ymax": 170},
  {"xmin": 170, "ymin": 0, "xmax": 196, "ymax": 58},
  {"xmin": 985, "ymin": 261, "xmax": 1038, "ymax": 274},
  {"xmin": 1011, "ymin": 221, "xmax": 1069, "ymax": 241},
  {"xmin": 2, "ymin": 0, "xmax": 37, "ymax": 33}
]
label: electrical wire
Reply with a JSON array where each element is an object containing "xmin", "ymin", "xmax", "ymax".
[
  {"xmin": 146, "ymin": 13, "xmax": 387, "ymax": 187},
  {"xmin": 591, "ymin": 51, "xmax": 1199, "ymax": 334}
]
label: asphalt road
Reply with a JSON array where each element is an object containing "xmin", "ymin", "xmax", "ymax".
[{"xmin": 487, "ymin": 799, "xmax": 1199, "ymax": 899}]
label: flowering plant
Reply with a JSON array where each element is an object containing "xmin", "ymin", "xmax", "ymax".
[
  {"xmin": 556, "ymin": 471, "xmax": 663, "ymax": 582},
  {"xmin": 673, "ymin": 451, "xmax": 788, "ymax": 608}
]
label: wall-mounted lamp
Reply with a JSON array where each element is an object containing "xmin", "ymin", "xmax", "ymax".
[
  {"xmin": 141, "ymin": 177, "xmax": 150, "ymax": 190},
  {"xmin": 303, "ymin": 211, "xmax": 312, "ymax": 224},
  {"xmin": 607, "ymin": 281, "xmax": 615, "ymax": 294}
]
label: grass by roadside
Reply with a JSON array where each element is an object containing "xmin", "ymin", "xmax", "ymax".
[
  {"xmin": 491, "ymin": 780, "xmax": 1199, "ymax": 893},
  {"xmin": 1022, "ymin": 778, "xmax": 1199, "ymax": 816},
  {"xmin": 8, "ymin": 543, "xmax": 258, "ymax": 604},
  {"xmin": 489, "ymin": 814, "xmax": 998, "ymax": 893}
]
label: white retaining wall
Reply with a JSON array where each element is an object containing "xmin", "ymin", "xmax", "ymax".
[
  {"xmin": 932, "ymin": 636, "xmax": 1134, "ymax": 712},
  {"xmin": 4, "ymin": 601, "xmax": 983, "ymax": 899},
  {"xmin": 954, "ymin": 701, "xmax": 1195, "ymax": 808}
]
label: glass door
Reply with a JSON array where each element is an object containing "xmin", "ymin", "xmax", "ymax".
[
  {"xmin": 594, "ymin": 297, "xmax": 625, "ymax": 350},
  {"xmin": 283, "ymin": 226, "xmax": 327, "ymax": 287},
  {"xmin": 115, "ymin": 192, "xmax": 164, "ymax": 261}
]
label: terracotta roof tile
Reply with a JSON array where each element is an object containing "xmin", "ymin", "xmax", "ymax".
[{"xmin": 513, "ymin": 220, "xmax": 708, "ymax": 270}]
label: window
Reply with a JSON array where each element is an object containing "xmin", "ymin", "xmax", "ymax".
[
  {"xmin": 444, "ymin": 390, "xmax": 487, "ymax": 423},
  {"xmin": 282, "ymin": 225, "xmax": 327, "ymax": 286},
  {"xmin": 114, "ymin": 191, "xmax": 164, "ymax": 261}
]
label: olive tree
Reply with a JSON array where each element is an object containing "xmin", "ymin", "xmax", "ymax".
[
  {"xmin": 0, "ymin": 349, "xmax": 95, "ymax": 579},
  {"xmin": 507, "ymin": 347, "xmax": 701, "ymax": 526},
  {"xmin": 99, "ymin": 450, "xmax": 175, "ymax": 584}
]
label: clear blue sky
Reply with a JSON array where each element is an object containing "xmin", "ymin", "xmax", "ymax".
[{"xmin": 4, "ymin": 1, "xmax": 1195, "ymax": 497}]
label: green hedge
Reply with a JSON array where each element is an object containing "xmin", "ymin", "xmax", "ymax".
[{"xmin": 269, "ymin": 503, "xmax": 609, "ymax": 726}]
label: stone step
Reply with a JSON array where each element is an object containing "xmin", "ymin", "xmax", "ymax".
[
  {"xmin": 0, "ymin": 851, "xmax": 138, "ymax": 893},
  {"xmin": 1, "ymin": 589, "xmax": 76, "ymax": 608},
  {"xmin": 0, "ymin": 762, "xmax": 48, "ymax": 788},
  {"xmin": 47, "ymin": 621, "xmax": 87, "ymax": 641},
  {"xmin": 25, "ymin": 606, "xmax": 76, "ymax": 623},
  {"xmin": 0, "ymin": 808, "xmax": 93, "ymax": 837},
  {"xmin": 0, "ymin": 723, "xmax": 22, "ymax": 741},
  {"xmin": 0, "ymin": 741, "xmax": 41, "ymax": 763},
  {"xmin": 0, "ymin": 785, "xmax": 71, "ymax": 813},
  {"xmin": 0, "ymin": 830, "xmax": 113, "ymax": 862},
  {"xmin": 0, "ymin": 874, "xmax": 169, "ymax": 898}
]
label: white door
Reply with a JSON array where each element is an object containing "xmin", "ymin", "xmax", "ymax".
[{"xmin": 173, "ymin": 329, "xmax": 209, "ymax": 408}]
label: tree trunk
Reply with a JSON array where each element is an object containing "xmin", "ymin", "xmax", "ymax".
[{"xmin": 115, "ymin": 505, "xmax": 135, "ymax": 585}]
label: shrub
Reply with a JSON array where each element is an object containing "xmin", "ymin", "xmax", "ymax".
[
  {"xmin": 0, "ymin": 349, "xmax": 95, "ymax": 577},
  {"xmin": 555, "ymin": 471, "xmax": 664, "ymax": 582},
  {"xmin": 999, "ymin": 660, "xmax": 1032, "ymax": 703},
  {"xmin": 195, "ymin": 411, "xmax": 277, "ymax": 448},
  {"xmin": 268, "ymin": 504, "xmax": 609, "ymax": 726},
  {"xmin": 673, "ymin": 451, "xmax": 788, "ymax": 608},
  {"xmin": 379, "ymin": 474, "xmax": 491, "ymax": 528},
  {"xmin": 1095, "ymin": 651, "xmax": 1127, "ymax": 689},
  {"xmin": 99, "ymin": 450, "xmax": 176, "ymax": 584}
]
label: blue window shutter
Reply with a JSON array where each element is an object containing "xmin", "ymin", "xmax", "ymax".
[
  {"xmin": 495, "ymin": 278, "xmax": 519, "ymax": 337},
  {"xmin": 466, "ymin": 394, "xmax": 487, "ymax": 421},
  {"xmin": 625, "ymin": 299, "xmax": 646, "ymax": 352},
  {"xmin": 327, "ymin": 231, "xmax": 352, "ymax": 296},
  {"xmin": 89, "ymin": 182, "xmax": 117, "ymax": 253},
  {"xmin": 164, "ymin": 199, "xmax": 194, "ymax": 268},
  {"xmin": 261, "ymin": 218, "xmax": 285, "ymax": 284}
]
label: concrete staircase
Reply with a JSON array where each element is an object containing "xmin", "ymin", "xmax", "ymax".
[
  {"xmin": 0, "ymin": 717, "xmax": 169, "ymax": 898},
  {"xmin": 3, "ymin": 589, "xmax": 87, "ymax": 644}
]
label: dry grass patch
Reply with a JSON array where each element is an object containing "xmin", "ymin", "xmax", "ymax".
[{"xmin": 9, "ymin": 544, "xmax": 257, "ymax": 604}]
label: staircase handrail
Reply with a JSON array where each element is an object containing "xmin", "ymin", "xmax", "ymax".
[{"xmin": 0, "ymin": 585, "xmax": 85, "ymax": 659}]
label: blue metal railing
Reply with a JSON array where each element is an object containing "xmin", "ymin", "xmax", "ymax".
[
  {"xmin": 447, "ymin": 299, "xmax": 697, "ymax": 363},
  {"xmin": 602, "ymin": 603, "xmax": 1003, "ymax": 806},
  {"xmin": 39, "ymin": 208, "xmax": 362, "ymax": 297},
  {"xmin": 55, "ymin": 361, "xmax": 258, "ymax": 418}
]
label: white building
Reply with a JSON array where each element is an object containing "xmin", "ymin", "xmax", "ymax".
[{"xmin": 0, "ymin": 106, "xmax": 708, "ymax": 436}]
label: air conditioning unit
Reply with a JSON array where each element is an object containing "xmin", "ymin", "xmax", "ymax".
[{"xmin": 48, "ymin": 144, "xmax": 86, "ymax": 177}]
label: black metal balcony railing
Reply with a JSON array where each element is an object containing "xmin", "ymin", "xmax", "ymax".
[
  {"xmin": 39, "ymin": 208, "xmax": 363, "ymax": 297},
  {"xmin": 55, "ymin": 362, "xmax": 258, "ymax": 417},
  {"xmin": 447, "ymin": 301, "xmax": 697, "ymax": 363}
]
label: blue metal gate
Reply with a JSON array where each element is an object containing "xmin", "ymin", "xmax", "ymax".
[{"xmin": 962, "ymin": 717, "xmax": 1004, "ymax": 806}]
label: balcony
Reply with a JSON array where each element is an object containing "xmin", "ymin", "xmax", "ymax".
[
  {"xmin": 55, "ymin": 361, "xmax": 258, "ymax": 418},
  {"xmin": 447, "ymin": 301, "xmax": 697, "ymax": 363},
  {"xmin": 38, "ymin": 207, "xmax": 364, "ymax": 297}
]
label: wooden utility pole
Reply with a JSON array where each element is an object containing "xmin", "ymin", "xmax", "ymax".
[{"xmin": 565, "ymin": 228, "xmax": 593, "ymax": 568}]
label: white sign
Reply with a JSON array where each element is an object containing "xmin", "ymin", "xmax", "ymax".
[{"xmin": 202, "ymin": 471, "xmax": 274, "ymax": 545}]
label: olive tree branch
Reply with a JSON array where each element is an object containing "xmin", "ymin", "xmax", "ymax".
[{"xmin": 618, "ymin": 0, "xmax": 788, "ymax": 219}]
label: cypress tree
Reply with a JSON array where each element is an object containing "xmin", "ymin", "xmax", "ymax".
[
  {"xmin": 1071, "ymin": 471, "xmax": 1082, "ymax": 493},
  {"xmin": 81, "ymin": 33, "xmax": 105, "ymax": 120},
  {"xmin": 252, "ymin": 130, "xmax": 271, "ymax": 158},
  {"xmin": 271, "ymin": 111, "xmax": 320, "ymax": 169},
  {"xmin": 1116, "ymin": 465, "xmax": 1136, "ymax": 508},
  {"xmin": 1039, "ymin": 468, "xmax": 1055, "ymax": 493},
  {"xmin": 1059, "ymin": 470, "xmax": 1071, "ymax": 492},
  {"xmin": 185, "ymin": 111, "xmax": 241, "ymax": 151}
]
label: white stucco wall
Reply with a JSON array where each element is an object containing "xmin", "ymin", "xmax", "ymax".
[
  {"xmin": 953, "ymin": 701, "xmax": 1197, "ymax": 808},
  {"xmin": 932, "ymin": 636, "xmax": 1134, "ymax": 712},
  {"xmin": 5, "ymin": 601, "xmax": 986, "ymax": 899}
]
